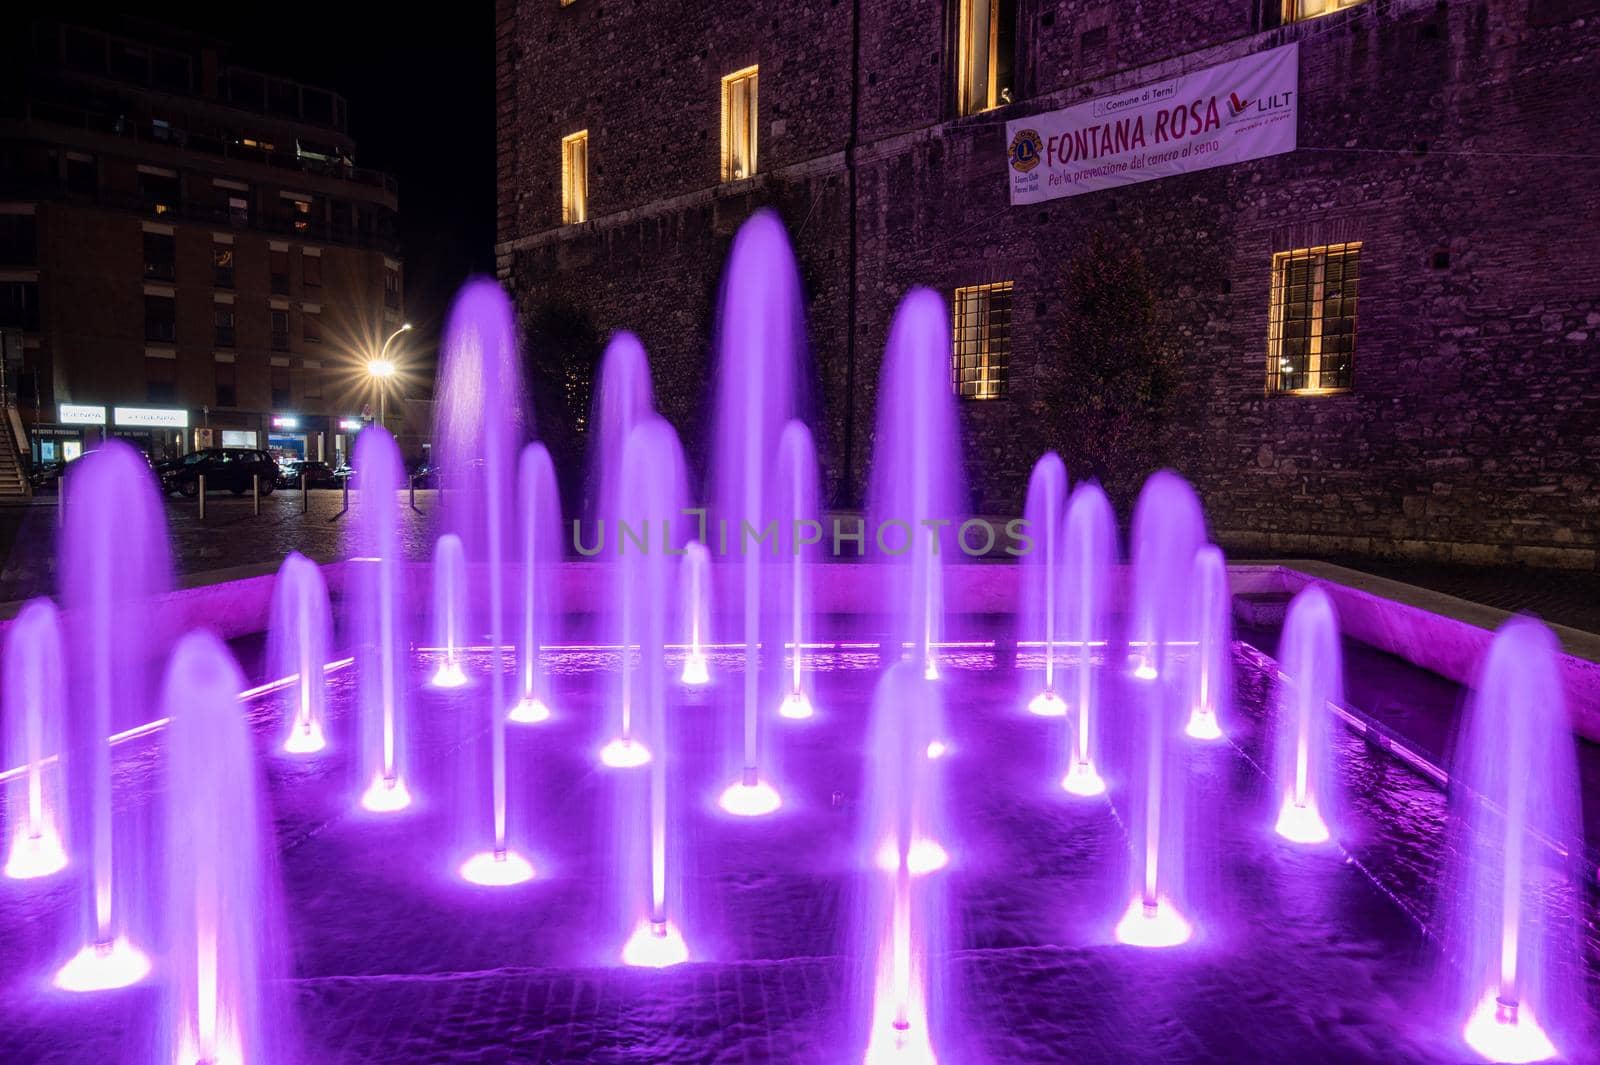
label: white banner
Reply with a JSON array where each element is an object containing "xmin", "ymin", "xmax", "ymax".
[{"xmin": 1006, "ymin": 43, "xmax": 1298, "ymax": 204}]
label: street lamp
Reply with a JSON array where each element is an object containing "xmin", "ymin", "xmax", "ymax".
[{"xmin": 366, "ymin": 323, "xmax": 411, "ymax": 427}]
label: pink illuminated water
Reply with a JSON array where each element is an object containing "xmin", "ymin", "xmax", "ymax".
[
  {"xmin": 58, "ymin": 438, "xmax": 170, "ymax": 978},
  {"xmin": 430, "ymin": 534, "xmax": 469, "ymax": 689},
  {"xmin": 1059, "ymin": 482, "xmax": 1116, "ymax": 797},
  {"xmin": 586, "ymin": 330, "xmax": 656, "ymax": 526},
  {"xmin": 512, "ymin": 442, "xmax": 562, "ymax": 723},
  {"xmin": 775, "ymin": 420, "xmax": 821, "ymax": 721},
  {"xmin": 1020, "ymin": 452, "xmax": 1069, "ymax": 716},
  {"xmin": 1273, "ymin": 585, "xmax": 1340, "ymax": 845},
  {"xmin": 435, "ymin": 279, "xmax": 535, "ymax": 882},
  {"xmin": 266, "ymin": 553, "xmax": 332, "ymax": 755},
  {"xmin": 858, "ymin": 664, "xmax": 949, "ymax": 1062},
  {"xmin": 160, "ymin": 631, "xmax": 287, "ymax": 1065},
  {"xmin": 867, "ymin": 288, "xmax": 965, "ymax": 682},
  {"xmin": 3, "ymin": 599, "xmax": 69, "ymax": 880},
  {"xmin": 1119, "ymin": 470, "xmax": 1205, "ymax": 946},
  {"xmin": 352, "ymin": 426, "xmax": 411, "ymax": 814},
  {"xmin": 1185, "ymin": 545, "xmax": 1231, "ymax": 743},
  {"xmin": 1441, "ymin": 617, "xmax": 1585, "ymax": 1062},
  {"xmin": 709, "ymin": 209, "xmax": 808, "ymax": 812},
  {"xmin": 678, "ymin": 542, "xmax": 713, "ymax": 686},
  {"xmin": 615, "ymin": 418, "xmax": 691, "ymax": 963}
]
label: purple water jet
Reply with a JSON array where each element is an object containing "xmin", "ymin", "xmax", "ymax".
[
  {"xmin": 1442, "ymin": 617, "xmax": 1585, "ymax": 1063},
  {"xmin": 352, "ymin": 426, "xmax": 412, "ymax": 815},
  {"xmin": 858, "ymin": 663, "xmax": 949, "ymax": 1063},
  {"xmin": 1185, "ymin": 545, "xmax": 1231, "ymax": 743},
  {"xmin": 615, "ymin": 418, "xmax": 691, "ymax": 966},
  {"xmin": 1059, "ymin": 482, "xmax": 1116, "ymax": 798},
  {"xmin": 867, "ymin": 288, "xmax": 965, "ymax": 683},
  {"xmin": 1273, "ymin": 585, "xmax": 1340, "ymax": 845},
  {"xmin": 678, "ymin": 541, "xmax": 713, "ymax": 687},
  {"xmin": 266, "ymin": 553, "xmax": 332, "ymax": 756},
  {"xmin": 710, "ymin": 209, "xmax": 808, "ymax": 817},
  {"xmin": 586, "ymin": 330, "xmax": 656, "ymax": 526},
  {"xmin": 160, "ymin": 631, "xmax": 288, "ymax": 1065},
  {"xmin": 56, "ymin": 437, "xmax": 170, "ymax": 991},
  {"xmin": 774, "ymin": 420, "xmax": 821, "ymax": 721},
  {"xmin": 430, "ymin": 534, "xmax": 470, "ymax": 689},
  {"xmin": 3, "ymin": 598, "xmax": 69, "ymax": 880},
  {"xmin": 1116, "ymin": 469, "xmax": 1205, "ymax": 948},
  {"xmin": 511, "ymin": 442, "xmax": 562, "ymax": 724},
  {"xmin": 434, "ymin": 279, "xmax": 535, "ymax": 885},
  {"xmin": 1020, "ymin": 452, "xmax": 1069, "ymax": 717}
]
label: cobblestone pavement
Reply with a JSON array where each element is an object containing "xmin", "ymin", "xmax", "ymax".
[{"xmin": 2, "ymin": 649, "xmax": 1593, "ymax": 1062}]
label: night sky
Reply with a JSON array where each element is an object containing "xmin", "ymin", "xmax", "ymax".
[{"xmin": 56, "ymin": 2, "xmax": 499, "ymax": 376}]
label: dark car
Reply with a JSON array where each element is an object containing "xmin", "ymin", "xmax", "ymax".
[
  {"xmin": 277, "ymin": 460, "xmax": 348, "ymax": 489},
  {"xmin": 158, "ymin": 448, "xmax": 278, "ymax": 497},
  {"xmin": 29, "ymin": 459, "xmax": 66, "ymax": 492}
]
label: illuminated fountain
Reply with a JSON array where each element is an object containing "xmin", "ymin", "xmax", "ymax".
[
  {"xmin": 434, "ymin": 278, "xmax": 536, "ymax": 886},
  {"xmin": 679, "ymin": 541, "xmax": 713, "ymax": 687},
  {"xmin": 55, "ymin": 438, "xmax": 169, "ymax": 991},
  {"xmin": 1272, "ymin": 585, "xmax": 1340, "ymax": 845},
  {"xmin": 3, "ymin": 598, "xmax": 69, "ymax": 880},
  {"xmin": 601, "ymin": 420, "xmax": 688, "ymax": 772},
  {"xmin": 510, "ymin": 442, "xmax": 561, "ymax": 724},
  {"xmin": 710, "ymin": 209, "xmax": 806, "ymax": 818},
  {"xmin": 430, "ymin": 534, "xmax": 470, "ymax": 689},
  {"xmin": 353, "ymin": 426, "xmax": 412, "ymax": 815},
  {"xmin": 1021, "ymin": 452, "xmax": 1069, "ymax": 717},
  {"xmin": 617, "ymin": 418, "xmax": 692, "ymax": 967},
  {"xmin": 586, "ymin": 330, "xmax": 656, "ymax": 526},
  {"xmin": 1442, "ymin": 617, "xmax": 1584, "ymax": 1064},
  {"xmin": 869, "ymin": 287, "xmax": 964, "ymax": 685},
  {"xmin": 160, "ymin": 631, "xmax": 287, "ymax": 1065},
  {"xmin": 1184, "ymin": 545, "xmax": 1230, "ymax": 743},
  {"xmin": 268, "ymin": 552, "xmax": 332, "ymax": 755},
  {"xmin": 1059, "ymin": 482, "xmax": 1116, "ymax": 798},
  {"xmin": 1115, "ymin": 470, "xmax": 1203, "ymax": 948},
  {"xmin": 774, "ymin": 420, "xmax": 820, "ymax": 721},
  {"xmin": 860, "ymin": 664, "xmax": 948, "ymax": 1064}
]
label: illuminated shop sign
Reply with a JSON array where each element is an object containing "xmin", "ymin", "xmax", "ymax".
[
  {"xmin": 113, "ymin": 407, "xmax": 189, "ymax": 428},
  {"xmin": 58, "ymin": 404, "xmax": 107, "ymax": 425}
]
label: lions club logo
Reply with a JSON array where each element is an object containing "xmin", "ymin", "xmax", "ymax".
[{"xmin": 1009, "ymin": 128, "xmax": 1043, "ymax": 173}]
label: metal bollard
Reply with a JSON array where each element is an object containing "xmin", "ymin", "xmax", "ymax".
[
  {"xmin": 198, "ymin": 473, "xmax": 206, "ymax": 520},
  {"xmin": 302, "ymin": 471, "xmax": 309, "ymax": 513},
  {"xmin": 252, "ymin": 473, "xmax": 261, "ymax": 516}
]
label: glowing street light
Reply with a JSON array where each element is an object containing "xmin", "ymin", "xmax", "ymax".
[{"xmin": 366, "ymin": 323, "xmax": 411, "ymax": 426}]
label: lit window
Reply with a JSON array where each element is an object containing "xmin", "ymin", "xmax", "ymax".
[
  {"xmin": 956, "ymin": 0, "xmax": 1017, "ymax": 116},
  {"xmin": 952, "ymin": 282, "xmax": 1013, "ymax": 400},
  {"xmin": 1267, "ymin": 243, "xmax": 1360, "ymax": 394},
  {"xmin": 562, "ymin": 130, "xmax": 589, "ymax": 224},
  {"xmin": 1282, "ymin": 0, "xmax": 1366, "ymax": 24},
  {"xmin": 720, "ymin": 67, "xmax": 759, "ymax": 182},
  {"xmin": 213, "ymin": 244, "xmax": 234, "ymax": 287}
]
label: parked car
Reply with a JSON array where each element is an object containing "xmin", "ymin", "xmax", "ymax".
[
  {"xmin": 408, "ymin": 462, "xmax": 440, "ymax": 488},
  {"xmin": 29, "ymin": 459, "xmax": 66, "ymax": 492},
  {"xmin": 158, "ymin": 448, "xmax": 279, "ymax": 497},
  {"xmin": 277, "ymin": 460, "xmax": 349, "ymax": 489}
]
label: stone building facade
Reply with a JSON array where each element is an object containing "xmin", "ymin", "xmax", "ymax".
[{"xmin": 496, "ymin": 0, "xmax": 1600, "ymax": 569}]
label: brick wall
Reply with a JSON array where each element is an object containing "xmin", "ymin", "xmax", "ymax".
[{"xmin": 498, "ymin": 0, "xmax": 1600, "ymax": 569}]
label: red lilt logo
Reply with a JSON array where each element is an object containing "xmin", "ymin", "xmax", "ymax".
[{"xmin": 1228, "ymin": 92, "xmax": 1252, "ymax": 116}]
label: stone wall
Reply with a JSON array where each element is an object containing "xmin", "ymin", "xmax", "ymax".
[{"xmin": 497, "ymin": 0, "xmax": 1600, "ymax": 569}]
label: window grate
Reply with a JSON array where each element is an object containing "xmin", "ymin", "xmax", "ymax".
[
  {"xmin": 1267, "ymin": 242, "xmax": 1360, "ymax": 394},
  {"xmin": 952, "ymin": 281, "xmax": 1013, "ymax": 400}
]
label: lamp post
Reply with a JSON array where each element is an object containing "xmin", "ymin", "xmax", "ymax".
[{"xmin": 366, "ymin": 323, "xmax": 411, "ymax": 429}]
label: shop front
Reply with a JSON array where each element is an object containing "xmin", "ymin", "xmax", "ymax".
[{"xmin": 112, "ymin": 406, "xmax": 189, "ymax": 461}]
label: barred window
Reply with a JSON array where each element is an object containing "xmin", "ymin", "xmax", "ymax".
[
  {"xmin": 562, "ymin": 130, "xmax": 588, "ymax": 224},
  {"xmin": 720, "ymin": 67, "xmax": 759, "ymax": 181},
  {"xmin": 952, "ymin": 282, "xmax": 1013, "ymax": 400},
  {"xmin": 1267, "ymin": 243, "xmax": 1359, "ymax": 394}
]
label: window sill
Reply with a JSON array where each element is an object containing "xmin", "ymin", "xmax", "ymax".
[{"xmin": 1269, "ymin": 387, "xmax": 1353, "ymax": 398}]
